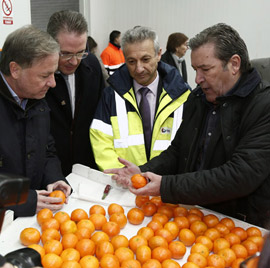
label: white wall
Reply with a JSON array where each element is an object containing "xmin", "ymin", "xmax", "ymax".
[
  {"xmin": 0, "ymin": 0, "xmax": 31, "ymax": 48},
  {"xmin": 82, "ymin": 0, "xmax": 270, "ymax": 89}
]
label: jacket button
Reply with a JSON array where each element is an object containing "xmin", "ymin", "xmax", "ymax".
[
  {"xmin": 222, "ymin": 103, "xmax": 228, "ymax": 108},
  {"xmin": 27, "ymin": 153, "xmax": 31, "ymax": 159},
  {"xmin": 226, "ymin": 136, "xmax": 231, "ymax": 141}
]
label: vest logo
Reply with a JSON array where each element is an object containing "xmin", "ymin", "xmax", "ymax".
[{"xmin": 161, "ymin": 127, "xmax": 171, "ymax": 134}]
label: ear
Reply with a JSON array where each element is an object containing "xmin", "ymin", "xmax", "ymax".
[
  {"xmin": 9, "ymin": 61, "xmax": 22, "ymax": 79},
  {"xmin": 157, "ymin": 48, "xmax": 162, "ymax": 61},
  {"xmin": 229, "ymin": 54, "xmax": 241, "ymax": 75}
]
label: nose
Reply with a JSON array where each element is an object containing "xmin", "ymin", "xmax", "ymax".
[
  {"xmin": 48, "ymin": 74, "xmax": 56, "ymax": 88},
  {"xmin": 135, "ymin": 61, "xmax": 144, "ymax": 73},
  {"xmin": 195, "ymin": 70, "xmax": 205, "ymax": 85},
  {"xmin": 68, "ymin": 55, "xmax": 79, "ymax": 65}
]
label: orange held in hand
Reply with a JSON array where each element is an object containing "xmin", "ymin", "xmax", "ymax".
[
  {"xmin": 131, "ymin": 174, "xmax": 147, "ymax": 189},
  {"xmin": 49, "ymin": 190, "xmax": 66, "ymax": 204}
]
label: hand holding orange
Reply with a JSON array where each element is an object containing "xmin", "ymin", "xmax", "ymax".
[{"xmin": 131, "ymin": 174, "xmax": 147, "ymax": 189}]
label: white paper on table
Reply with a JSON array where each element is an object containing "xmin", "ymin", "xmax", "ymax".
[{"xmin": 66, "ymin": 164, "xmax": 136, "ymax": 207}]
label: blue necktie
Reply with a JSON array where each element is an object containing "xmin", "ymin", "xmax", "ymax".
[{"xmin": 139, "ymin": 87, "xmax": 151, "ymax": 159}]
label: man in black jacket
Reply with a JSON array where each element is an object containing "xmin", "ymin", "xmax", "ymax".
[
  {"xmin": 0, "ymin": 25, "xmax": 71, "ymax": 217},
  {"xmin": 46, "ymin": 10, "xmax": 105, "ymax": 176},
  {"xmin": 105, "ymin": 23, "xmax": 270, "ymax": 228}
]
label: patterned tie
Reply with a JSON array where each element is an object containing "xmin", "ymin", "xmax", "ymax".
[{"xmin": 139, "ymin": 87, "xmax": 151, "ymax": 159}]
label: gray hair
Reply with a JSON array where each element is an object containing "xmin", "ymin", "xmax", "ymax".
[
  {"xmin": 121, "ymin": 26, "xmax": 160, "ymax": 56},
  {"xmin": 0, "ymin": 25, "xmax": 59, "ymax": 75},
  {"xmin": 47, "ymin": 10, "xmax": 88, "ymax": 40},
  {"xmin": 189, "ymin": 23, "xmax": 251, "ymax": 73}
]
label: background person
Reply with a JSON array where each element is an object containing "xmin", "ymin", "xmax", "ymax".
[
  {"xmin": 46, "ymin": 10, "xmax": 105, "ymax": 176},
  {"xmin": 161, "ymin": 32, "xmax": 189, "ymax": 83},
  {"xmin": 90, "ymin": 26, "xmax": 190, "ymax": 171},
  {"xmin": 105, "ymin": 23, "xmax": 270, "ymax": 228},
  {"xmin": 0, "ymin": 25, "xmax": 71, "ymax": 217},
  {"xmin": 100, "ymin": 30, "xmax": 125, "ymax": 75}
]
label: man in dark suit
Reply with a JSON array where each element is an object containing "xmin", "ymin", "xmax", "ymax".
[
  {"xmin": 161, "ymin": 32, "xmax": 189, "ymax": 84},
  {"xmin": 46, "ymin": 10, "xmax": 105, "ymax": 176}
]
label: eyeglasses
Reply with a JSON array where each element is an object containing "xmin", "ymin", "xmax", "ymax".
[
  {"xmin": 59, "ymin": 51, "xmax": 88, "ymax": 61},
  {"xmin": 240, "ymin": 251, "xmax": 260, "ymax": 268}
]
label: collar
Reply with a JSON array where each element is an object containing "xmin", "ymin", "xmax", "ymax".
[
  {"xmin": 133, "ymin": 71, "xmax": 159, "ymax": 96},
  {"xmin": 109, "ymin": 41, "xmax": 121, "ymax": 49}
]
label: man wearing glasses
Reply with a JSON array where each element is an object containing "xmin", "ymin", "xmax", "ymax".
[{"xmin": 46, "ymin": 10, "xmax": 105, "ymax": 176}]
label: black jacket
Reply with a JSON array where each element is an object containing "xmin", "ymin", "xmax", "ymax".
[
  {"xmin": 140, "ymin": 68, "xmax": 270, "ymax": 227},
  {"xmin": 161, "ymin": 51, "xmax": 188, "ymax": 83},
  {"xmin": 0, "ymin": 75, "xmax": 67, "ymax": 217},
  {"xmin": 46, "ymin": 53, "xmax": 105, "ymax": 176}
]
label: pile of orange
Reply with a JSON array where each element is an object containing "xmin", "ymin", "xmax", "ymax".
[{"xmin": 19, "ymin": 196, "xmax": 266, "ymax": 268}]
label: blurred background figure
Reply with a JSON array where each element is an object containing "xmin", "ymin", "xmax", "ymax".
[
  {"xmin": 87, "ymin": 36, "xmax": 109, "ymax": 87},
  {"xmin": 101, "ymin": 30, "xmax": 125, "ymax": 75},
  {"xmin": 161, "ymin": 32, "xmax": 189, "ymax": 83}
]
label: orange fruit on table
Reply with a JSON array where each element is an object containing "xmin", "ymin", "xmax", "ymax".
[
  {"xmin": 28, "ymin": 244, "xmax": 45, "ymax": 258},
  {"xmin": 137, "ymin": 226, "xmax": 155, "ymax": 241},
  {"xmin": 173, "ymin": 206, "xmax": 188, "ymax": 217},
  {"xmin": 20, "ymin": 227, "xmax": 41, "ymax": 246},
  {"xmin": 61, "ymin": 232, "xmax": 78, "ymax": 249},
  {"xmin": 77, "ymin": 219, "xmax": 95, "ymax": 234},
  {"xmin": 195, "ymin": 236, "xmax": 213, "ymax": 251},
  {"xmin": 150, "ymin": 196, "xmax": 164, "ymax": 208},
  {"xmin": 127, "ymin": 207, "xmax": 145, "ymax": 225},
  {"xmin": 80, "ymin": 255, "xmax": 99, "ymax": 268},
  {"xmin": 241, "ymin": 239, "xmax": 258, "ymax": 256},
  {"xmin": 219, "ymin": 217, "xmax": 235, "ymax": 231},
  {"xmin": 60, "ymin": 220, "xmax": 77, "ymax": 235},
  {"xmin": 95, "ymin": 240, "xmax": 114, "ymax": 260},
  {"xmin": 214, "ymin": 223, "xmax": 230, "ymax": 237},
  {"xmin": 204, "ymin": 228, "xmax": 221, "ymax": 241},
  {"xmin": 54, "ymin": 211, "xmax": 70, "ymax": 225},
  {"xmin": 152, "ymin": 246, "xmax": 172, "ymax": 263},
  {"xmin": 109, "ymin": 212, "xmax": 127, "ymax": 229},
  {"xmin": 231, "ymin": 258, "xmax": 245, "ymax": 268},
  {"xmin": 41, "ymin": 218, "xmax": 60, "ymax": 232},
  {"xmin": 60, "ymin": 248, "xmax": 80, "ymax": 262},
  {"xmin": 187, "ymin": 252, "xmax": 207, "ymax": 268},
  {"xmin": 231, "ymin": 243, "xmax": 248, "ymax": 259},
  {"xmin": 191, "ymin": 242, "xmax": 210, "ymax": 258},
  {"xmin": 157, "ymin": 205, "xmax": 174, "ymax": 220},
  {"xmin": 129, "ymin": 235, "xmax": 148, "ymax": 252},
  {"xmin": 213, "ymin": 238, "xmax": 230, "ymax": 254},
  {"xmin": 174, "ymin": 216, "xmax": 190, "ymax": 230},
  {"xmin": 136, "ymin": 195, "xmax": 150, "ymax": 208},
  {"xmin": 246, "ymin": 226, "xmax": 262, "ymax": 237},
  {"xmin": 155, "ymin": 228, "xmax": 174, "ymax": 243},
  {"xmin": 91, "ymin": 231, "xmax": 110, "ymax": 245},
  {"xmin": 142, "ymin": 259, "xmax": 162, "ymax": 268},
  {"xmin": 75, "ymin": 238, "xmax": 95, "ymax": 257},
  {"xmin": 89, "ymin": 213, "xmax": 107, "ymax": 230},
  {"xmin": 163, "ymin": 221, "xmax": 180, "ymax": 240},
  {"xmin": 224, "ymin": 233, "xmax": 241, "ymax": 246},
  {"xmin": 136, "ymin": 245, "xmax": 151, "ymax": 264},
  {"xmin": 168, "ymin": 240, "xmax": 186, "ymax": 259},
  {"xmin": 217, "ymin": 247, "xmax": 237, "ymax": 267},
  {"xmin": 49, "ymin": 190, "xmax": 66, "ymax": 204},
  {"xmin": 61, "ymin": 260, "xmax": 81, "ymax": 268},
  {"xmin": 37, "ymin": 208, "xmax": 53, "ymax": 226},
  {"xmin": 115, "ymin": 246, "xmax": 134, "ymax": 264},
  {"xmin": 182, "ymin": 262, "xmax": 200, "ymax": 268},
  {"xmin": 247, "ymin": 235, "xmax": 265, "ymax": 251},
  {"xmin": 108, "ymin": 203, "xmax": 125, "ymax": 216},
  {"xmin": 102, "ymin": 221, "xmax": 120, "ymax": 238},
  {"xmin": 131, "ymin": 174, "xmax": 147, "ymax": 189},
  {"xmin": 89, "ymin": 204, "xmax": 106, "ymax": 215},
  {"xmin": 152, "ymin": 213, "xmax": 169, "ymax": 226},
  {"xmin": 230, "ymin": 227, "xmax": 248, "ymax": 241},
  {"xmin": 147, "ymin": 220, "xmax": 163, "ymax": 232},
  {"xmin": 178, "ymin": 228, "xmax": 196, "ymax": 247},
  {"xmin": 188, "ymin": 207, "xmax": 204, "ymax": 218},
  {"xmin": 43, "ymin": 239, "xmax": 63, "ymax": 255},
  {"xmin": 142, "ymin": 202, "xmax": 158, "ymax": 217},
  {"xmin": 41, "ymin": 228, "xmax": 61, "ymax": 244},
  {"xmin": 122, "ymin": 259, "xmax": 141, "ymax": 268},
  {"xmin": 75, "ymin": 227, "xmax": 92, "ymax": 240},
  {"xmin": 148, "ymin": 235, "xmax": 168, "ymax": 250},
  {"xmin": 42, "ymin": 253, "xmax": 63, "ymax": 268},
  {"xmin": 187, "ymin": 213, "xmax": 202, "ymax": 225},
  {"xmin": 190, "ymin": 220, "xmax": 208, "ymax": 237},
  {"xmin": 100, "ymin": 253, "xmax": 120, "ymax": 268},
  {"xmin": 162, "ymin": 259, "xmax": 181, "ymax": 268},
  {"xmin": 71, "ymin": 208, "xmax": 88, "ymax": 222},
  {"xmin": 111, "ymin": 234, "xmax": 129, "ymax": 250},
  {"xmin": 203, "ymin": 214, "xmax": 219, "ymax": 228},
  {"xmin": 206, "ymin": 253, "xmax": 226, "ymax": 268}
]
